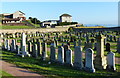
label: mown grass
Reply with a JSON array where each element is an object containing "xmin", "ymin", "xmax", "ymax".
[
  {"xmin": 0, "ymin": 70, "xmax": 16, "ymax": 78},
  {"xmin": 1, "ymin": 50, "xmax": 120, "ymax": 78},
  {"xmin": 1, "ymin": 25, "xmax": 35, "ymax": 29}
]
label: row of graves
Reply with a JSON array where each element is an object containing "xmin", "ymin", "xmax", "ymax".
[{"xmin": 0, "ymin": 30, "xmax": 120, "ymax": 73}]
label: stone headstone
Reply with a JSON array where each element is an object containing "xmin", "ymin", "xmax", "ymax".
[
  {"xmin": 117, "ymin": 38, "xmax": 120, "ymax": 53},
  {"xmin": 6, "ymin": 39, "xmax": 10, "ymax": 51},
  {"xmin": 94, "ymin": 35, "xmax": 107, "ymax": 69},
  {"xmin": 107, "ymin": 51, "xmax": 116, "ymax": 71},
  {"xmin": 50, "ymin": 43, "xmax": 56, "ymax": 62},
  {"xmin": 11, "ymin": 39, "xmax": 16, "ymax": 52},
  {"xmin": 105, "ymin": 43, "xmax": 110, "ymax": 52},
  {"xmin": 93, "ymin": 43, "xmax": 97, "ymax": 51},
  {"xmin": 18, "ymin": 33, "xmax": 30, "ymax": 57},
  {"xmin": 83, "ymin": 42, "xmax": 93, "ymax": 51},
  {"xmin": 66, "ymin": 49, "xmax": 73, "ymax": 66},
  {"xmin": 28, "ymin": 41, "xmax": 32, "ymax": 54},
  {"xmin": 63, "ymin": 45, "xmax": 69, "ymax": 62},
  {"xmin": 73, "ymin": 46, "xmax": 83, "ymax": 69},
  {"xmin": 58, "ymin": 46, "xmax": 64, "ymax": 64},
  {"xmin": 36, "ymin": 40, "xmax": 42, "ymax": 56},
  {"xmin": 41, "ymin": 42, "xmax": 47, "ymax": 60},
  {"xmin": 85, "ymin": 48, "xmax": 95, "ymax": 73},
  {"xmin": 16, "ymin": 45, "xmax": 20, "ymax": 55}
]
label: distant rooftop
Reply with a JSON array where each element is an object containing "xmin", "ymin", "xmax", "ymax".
[{"xmin": 60, "ymin": 14, "xmax": 72, "ymax": 17}]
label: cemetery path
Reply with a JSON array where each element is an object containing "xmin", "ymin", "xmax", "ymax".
[{"xmin": 0, "ymin": 60, "xmax": 45, "ymax": 78}]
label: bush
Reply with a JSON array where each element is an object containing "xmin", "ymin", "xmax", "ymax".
[{"xmin": 57, "ymin": 22, "xmax": 78, "ymax": 26}]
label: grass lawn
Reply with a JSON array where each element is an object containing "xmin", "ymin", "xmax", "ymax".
[
  {"xmin": 1, "ymin": 50, "xmax": 120, "ymax": 78},
  {"xmin": 1, "ymin": 25, "xmax": 35, "ymax": 29},
  {"xmin": 0, "ymin": 70, "xmax": 16, "ymax": 78}
]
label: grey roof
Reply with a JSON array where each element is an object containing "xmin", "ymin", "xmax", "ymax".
[{"xmin": 60, "ymin": 14, "xmax": 72, "ymax": 17}]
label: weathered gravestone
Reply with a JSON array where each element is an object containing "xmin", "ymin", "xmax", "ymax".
[
  {"xmin": 93, "ymin": 43, "xmax": 97, "ymax": 51},
  {"xmin": 83, "ymin": 42, "xmax": 93, "ymax": 50},
  {"xmin": 94, "ymin": 35, "xmax": 107, "ymax": 69},
  {"xmin": 105, "ymin": 43, "xmax": 110, "ymax": 52},
  {"xmin": 17, "ymin": 33, "xmax": 30, "ymax": 57},
  {"xmin": 6, "ymin": 39, "xmax": 10, "ymax": 51},
  {"xmin": 11, "ymin": 39, "xmax": 16, "ymax": 52},
  {"xmin": 28, "ymin": 41, "xmax": 32, "ymax": 54},
  {"xmin": 107, "ymin": 51, "xmax": 116, "ymax": 71},
  {"xmin": 50, "ymin": 43, "xmax": 56, "ymax": 62},
  {"xmin": 63, "ymin": 45, "xmax": 69, "ymax": 62},
  {"xmin": 117, "ymin": 38, "xmax": 120, "ymax": 53},
  {"xmin": 36, "ymin": 39, "xmax": 42, "ymax": 56},
  {"xmin": 73, "ymin": 46, "xmax": 83, "ymax": 69},
  {"xmin": 41, "ymin": 42, "xmax": 47, "ymax": 61},
  {"xmin": 85, "ymin": 48, "xmax": 95, "ymax": 73},
  {"xmin": 32, "ymin": 43, "xmax": 38, "ymax": 58},
  {"xmin": 78, "ymin": 40, "xmax": 82, "ymax": 46},
  {"xmin": 66, "ymin": 49, "xmax": 73, "ymax": 66},
  {"xmin": 58, "ymin": 46, "xmax": 64, "ymax": 64},
  {"xmin": 16, "ymin": 45, "xmax": 20, "ymax": 54}
]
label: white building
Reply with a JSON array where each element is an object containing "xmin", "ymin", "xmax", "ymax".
[
  {"xmin": 42, "ymin": 20, "xmax": 58, "ymax": 27},
  {"xmin": 2, "ymin": 11, "xmax": 26, "ymax": 24},
  {"xmin": 59, "ymin": 14, "xmax": 72, "ymax": 22}
]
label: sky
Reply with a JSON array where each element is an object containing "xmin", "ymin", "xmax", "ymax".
[{"xmin": 1, "ymin": 2, "xmax": 118, "ymax": 26}]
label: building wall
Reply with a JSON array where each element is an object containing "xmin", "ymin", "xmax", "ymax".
[
  {"xmin": 13, "ymin": 11, "xmax": 25, "ymax": 18},
  {"xmin": 60, "ymin": 16, "xmax": 72, "ymax": 22}
]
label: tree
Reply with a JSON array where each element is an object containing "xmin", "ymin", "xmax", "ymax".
[{"xmin": 28, "ymin": 17, "xmax": 32, "ymax": 20}]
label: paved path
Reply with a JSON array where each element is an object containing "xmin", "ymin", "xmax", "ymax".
[{"xmin": 0, "ymin": 60, "xmax": 44, "ymax": 78}]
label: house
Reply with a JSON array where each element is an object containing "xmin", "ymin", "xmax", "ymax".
[
  {"xmin": 2, "ymin": 11, "xmax": 26, "ymax": 24},
  {"xmin": 59, "ymin": 14, "xmax": 72, "ymax": 22},
  {"xmin": 41, "ymin": 20, "xmax": 59, "ymax": 27}
]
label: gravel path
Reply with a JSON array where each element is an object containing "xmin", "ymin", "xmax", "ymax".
[{"xmin": 0, "ymin": 60, "xmax": 45, "ymax": 78}]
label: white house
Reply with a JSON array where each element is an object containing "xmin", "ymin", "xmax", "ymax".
[
  {"xmin": 42, "ymin": 20, "xmax": 58, "ymax": 27},
  {"xmin": 59, "ymin": 14, "xmax": 72, "ymax": 22},
  {"xmin": 2, "ymin": 11, "xmax": 26, "ymax": 24}
]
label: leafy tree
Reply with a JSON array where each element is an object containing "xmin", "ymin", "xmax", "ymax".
[{"xmin": 28, "ymin": 17, "xmax": 32, "ymax": 20}]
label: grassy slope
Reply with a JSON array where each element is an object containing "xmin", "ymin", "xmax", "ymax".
[
  {"xmin": 26, "ymin": 20, "xmax": 40, "ymax": 28},
  {"xmin": 1, "ymin": 50, "xmax": 120, "ymax": 78},
  {"xmin": 0, "ymin": 70, "xmax": 16, "ymax": 78},
  {"xmin": 1, "ymin": 25, "xmax": 35, "ymax": 29}
]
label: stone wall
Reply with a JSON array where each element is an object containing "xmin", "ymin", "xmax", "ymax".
[
  {"xmin": 73, "ymin": 27, "xmax": 120, "ymax": 32},
  {"xmin": 0, "ymin": 27, "xmax": 69, "ymax": 33}
]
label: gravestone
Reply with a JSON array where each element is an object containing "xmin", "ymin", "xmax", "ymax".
[
  {"xmin": 83, "ymin": 42, "xmax": 93, "ymax": 50},
  {"xmin": 107, "ymin": 51, "xmax": 116, "ymax": 71},
  {"xmin": 93, "ymin": 43, "xmax": 97, "ymax": 51},
  {"xmin": 41, "ymin": 42, "xmax": 47, "ymax": 60},
  {"xmin": 28, "ymin": 41, "xmax": 32, "ymax": 54},
  {"xmin": 105, "ymin": 43, "xmax": 110, "ymax": 52},
  {"xmin": 18, "ymin": 33, "xmax": 30, "ymax": 57},
  {"xmin": 11, "ymin": 39, "xmax": 16, "ymax": 52},
  {"xmin": 66, "ymin": 49, "xmax": 73, "ymax": 66},
  {"xmin": 117, "ymin": 38, "xmax": 120, "ymax": 53},
  {"xmin": 104, "ymin": 38, "xmax": 107, "ymax": 45},
  {"xmin": 58, "ymin": 46, "xmax": 64, "ymax": 64},
  {"xmin": 73, "ymin": 46, "xmax": 83, "ymax": 69},
  {"xmin": 85, "ymin": 48, "xmax": 95, "ymax": 73},
  {"xmin": 113, "ymin": 36, "xmax": 117, "ymax": 42},
  {"xmin": 36, "ymin": 40, "xmax": 42, "ymax": 56},
  {"xmin": 16, "ymin": 45, "xmax": 20, "ymax": 55},
  {"xmin": 94, "ymin": 34, "xmax": 107, "ymax": 69},
  {"xmin": 6, "ymin": 39, "xmax": 10, "ymax": 51},
  {"xmin": 63, "ymin": 45, "xmax": 69, "ymax": 62},
  {"xmin": 50, "ymin": 43, "xmax": 56, "ymax": 62},
  {"xmin": 78, "ymin": 40, "xmax": 82, "ymax": 46},
  {"xmin": 73, "ymin": 41, "xmax": 77, "ymax": 48},
  {"xmin": 110, "ymin": 35, "xmax": 113, "ymax": 42}
]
